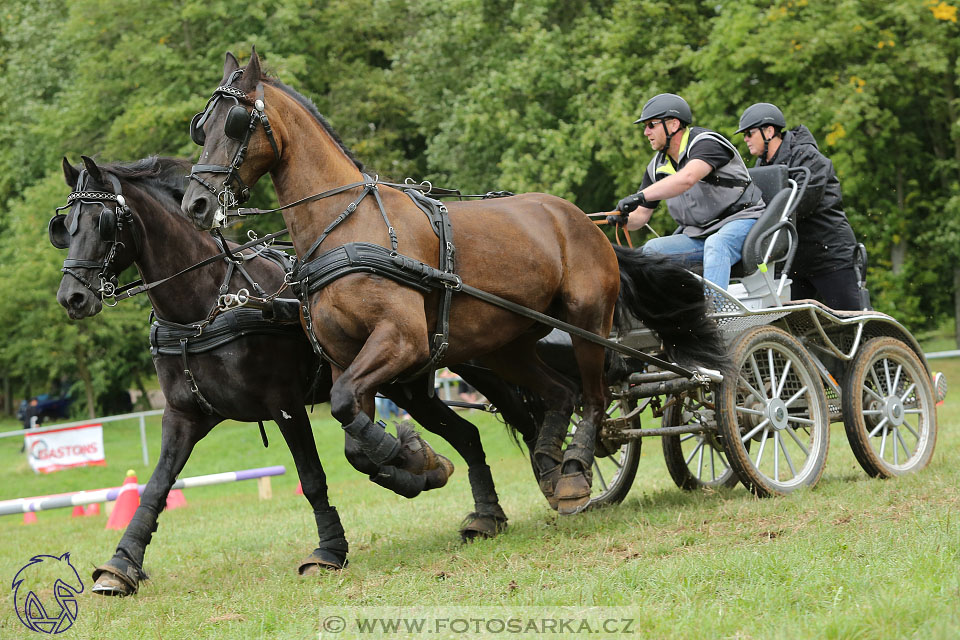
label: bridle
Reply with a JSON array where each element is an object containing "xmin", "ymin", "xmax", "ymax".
[
  {"xmin": 49, "ymin": 171, "xmax": 140, "ymax": 306},
  {"xmin": 188, "ymin": 69, "xmax": 281, "ymax": 228}
]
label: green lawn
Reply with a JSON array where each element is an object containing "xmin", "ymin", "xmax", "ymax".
[{"xmin": 1, "ymin": 358, "xmax": 958, "ymax": 639}]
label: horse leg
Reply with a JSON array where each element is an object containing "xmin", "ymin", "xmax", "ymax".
[
  {"xmin": 383, "ymin": 382, "xmax": 508, "ymax": 541},
  {"xmin": 92, "ymin": 408, "xmax": 218, "ymax": 596},
  {"xmin": 328, "ymin": 323, "xmax": 445, "ymax": 479},
  {"xmin": 480, "ymin": 340, "xmax": 578, "ymax": 510},
  {"xmin": 268, "ymin": 405, "xmax": 349, "ymax": 575},
  {"xmin": 554, "ymin": 337, "xmax": 608, "ymax": 515},
  {"xmin": 342, "ymin": 423, "xmax": 453, "ymax": 499}
]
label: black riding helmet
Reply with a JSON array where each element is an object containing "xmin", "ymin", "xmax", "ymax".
[
  {"xmin": 634, "ymin": 93, "xmax": 692, "ymax": 151},
  {"xmin": 736, "ymin": 102, "xmax": 786, "ymax": 133},
  {"xmin": 737, "ymin": 103, "xmax": 786, "ymax": 160}
]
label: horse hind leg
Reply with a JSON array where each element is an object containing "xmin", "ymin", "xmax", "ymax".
[
  {"xmin": 481, "ymin": 342, "xmax": 578, "ymax": 511},
  {"xmin": 554, "ymin": 337, "xmax": 609, "ymax": 515}
]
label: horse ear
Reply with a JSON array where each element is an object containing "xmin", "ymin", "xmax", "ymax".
[
  {"xmin": 243, "ymin": 46, "xmax": 262, "ymax": 87},
  {"xmin": 80, "ymin": 155, "xmax": 103, "ymax": 185},
  {"xmin": 62, "ymin": 157, "xmax": 80, "ymax": 188},
  {"xmin": 221, "ymin": 51, "xmax": 240, "ymax": 83}
]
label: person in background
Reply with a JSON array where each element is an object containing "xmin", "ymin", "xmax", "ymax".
[{"xmin": 736, "ymin": 102, "xmax": 864, "ymax": 310}]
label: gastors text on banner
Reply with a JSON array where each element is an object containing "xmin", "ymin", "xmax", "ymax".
[{"xmin": 24, "ymin": 424, "xmax": 106, "ymax": 474}]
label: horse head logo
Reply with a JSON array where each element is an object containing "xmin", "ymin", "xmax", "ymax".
[{"xmin": 12, "ymin": 552, "xmax": 84, "ymax": 634}]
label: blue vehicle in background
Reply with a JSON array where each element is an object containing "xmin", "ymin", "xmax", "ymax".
[{"xmin": 16, "ymin": 382, "xmax": 73, "ymax": 429}]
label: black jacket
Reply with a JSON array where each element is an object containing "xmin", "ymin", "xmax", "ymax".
[{"xmin": 759, "ymin": 125, "xmax": 856, "ymax": 276}]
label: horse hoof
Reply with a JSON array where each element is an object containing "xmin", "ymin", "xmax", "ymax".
[
  {"xmin": 537, "ymin": 464, "xmax": 561, "ymax": 510},
  {"xmin": 298, "ymin": 549, "xmax": 347, "ymax": 575},
  {"xmin": 424, "ymin": 454, "xmax": 455, "ymax": 490},
  {"xmin": 396, "ymin": 421, "xmax": 450, "ymax": 476},
  {"xmin": 554, "ymin": 471, "xmax": 592, "ymax": 515},
  {"xmin": 91, "ymin": 565, "xmax": 137, "ymax": 597},
  {"xmin": 459, "ymin": 513, "xmax": 508, "ymax": 542}
]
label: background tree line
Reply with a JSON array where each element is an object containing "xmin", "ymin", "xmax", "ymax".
[{"xmin": 0, "ymin": 0, "xmax": 957, "ymax": 417}]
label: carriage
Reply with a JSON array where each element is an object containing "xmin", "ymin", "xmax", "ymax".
[{"xmin": 580, "ymin": 164, "xmax": 945, "ymax": 507}]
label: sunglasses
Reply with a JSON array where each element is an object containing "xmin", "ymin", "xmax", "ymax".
[{"xmin": 643, "ymin": 120, "xmax": 664, "ymax": 130}]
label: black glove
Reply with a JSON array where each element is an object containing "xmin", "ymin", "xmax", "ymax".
[
  {"xmin": 606, "ymin": 213, "xmax": 629, "ymax": 227},
  {"xmin": 617, "ymin": 191, "xmax": 648, "ymax": 215}
]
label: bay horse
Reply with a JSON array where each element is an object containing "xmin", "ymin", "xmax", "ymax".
[
  {"xmin": 181, "ymin": 50, "xmax": 727, "ymax": 517},
  {"xmin": 53, "ymin": 155, "xmax": 545, "ymax": 592}
]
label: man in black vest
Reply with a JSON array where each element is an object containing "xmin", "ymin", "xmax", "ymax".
[
  {"xmin": 736, "ymin": 102, "xmax": 863, "ymax": 310},
  {"xmin": 609, "ymin": 93, "xmax": 764, "ymax": 290}
]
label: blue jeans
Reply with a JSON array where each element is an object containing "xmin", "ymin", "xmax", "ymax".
[{"xmin": 641, "ymin": 218, "xmax": 757, "ymax": 290}]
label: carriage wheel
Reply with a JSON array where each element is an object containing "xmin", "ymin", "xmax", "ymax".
[
  {"xmin": 661, "ymin": 391, "xmax": 739, "ymax": 490},
  {"xmin": 717, "ymin": 326, "xmax": 830, "ymax": 497},
  {"xmin": 841, "ymin": 337, "xmax": 937, "ymax": 478},
  {"xmin": 568, "ymin": 395, "xmax": 641, "ymax": 508}
]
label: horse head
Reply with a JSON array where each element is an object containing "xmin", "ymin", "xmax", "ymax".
[
  {"xmin": 54, "ymin": 155, "xmax": 140, "ymax": 319},
  {"xmin": 181, "ymin": 48, "xmax": 282, "ymax": 230}
]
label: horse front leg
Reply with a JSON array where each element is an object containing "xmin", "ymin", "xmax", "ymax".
[
  {"xmin": 328, "ymin": 323, "xmax": 453, "ymax": 491},
  {"xmin": 92, "ymin": 408, "xmax": 218, "ymax": 596},
  {"xmin": 386, "ymin": 382, "xmax": 507, "ymax": 541},
  {"xmin": 268, "ymin": 404, "xmax": 349, "ymax": 575}
]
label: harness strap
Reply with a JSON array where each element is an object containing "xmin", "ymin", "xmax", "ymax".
[{"xmin": 180, "ymin": 338, "xmax": 216, "ymax": 416}]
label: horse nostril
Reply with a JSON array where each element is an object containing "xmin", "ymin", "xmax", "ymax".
[
  {"xmin": 68, "ymin": 292, "xmax": 87, "ymax": 310},
  {"xmin": 189, "ymin": 196, "xmax": 209, "ymax": 219}
]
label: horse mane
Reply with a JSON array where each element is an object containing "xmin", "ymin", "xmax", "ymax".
[
  {"xmin": 93, "ymin": 156, "xmax": 192, "ymax": 205},
  {"xmin": 261, "ymin": 76, "xmax": 365, "ymax": 172}
]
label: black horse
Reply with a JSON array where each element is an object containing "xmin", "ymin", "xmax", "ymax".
[{"xmin": 53, "ymin": 155, "xmax": 542, "ymax": 594}]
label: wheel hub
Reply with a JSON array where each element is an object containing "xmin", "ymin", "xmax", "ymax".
[
  {"xmin": 884, "ymin": 396, "xmax": 905, "ymax": 427},
  {"xmin": 766, "ymin": 398, "xmax": 789, "ymax": 431}
]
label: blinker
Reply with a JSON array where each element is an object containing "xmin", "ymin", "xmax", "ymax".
[
  {"xmin": 99, "ymin": 208, "xmax": 117, "ymax": 241},
  {"xmin": 190, "ymin": 112, "xmax": 206, "ymax": 146},
  {"xmin": 48, "ymin": 214, "xmax": 69, "ymax": 249},
  {"xmin": 224, "ymin": 105, "xmax": 251, "ymax": 140}
]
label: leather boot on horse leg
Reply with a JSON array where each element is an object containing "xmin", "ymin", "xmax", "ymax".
[
  {"xmin": 342, "ymin": 426, "xmax": 453, "ymax": 499},
  {"xmin": 92, "ymin": 411, "xmax": 218, "ymax": 595},
  {"xmin": 266, "ymin": 405, "xmax": 350, "ymax": 574}
]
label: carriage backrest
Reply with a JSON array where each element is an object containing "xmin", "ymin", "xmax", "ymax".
[{"xmin": 748, "ymin": 165, "xmax": 788, "ymax": 203}]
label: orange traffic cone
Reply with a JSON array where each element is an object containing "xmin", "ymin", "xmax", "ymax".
[
  {"xmin": 106, "ymin": 470, "xmax": 140, "ymax": 530},
  {"xmin": 23, "ymin": 512, "xmax": 37, "ymax": 525},
  {"xmin": 165, "ymin": 489, "xmax": 187, "ymax": 510},
  {"xmin": 71, "ymin": 505, "xmax": 85, "ymax": 518},
  {"xmin": 295, "ymin": 481, "xmax": 303, "ymax": 495},
  {"xmin": 84, "ymin": 503, "xmax": 101, "ymax": 516}
]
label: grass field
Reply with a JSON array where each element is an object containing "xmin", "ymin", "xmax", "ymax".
[{"xmin": 2, "ymin": 357, "xmax": 958, "ymax": 639}]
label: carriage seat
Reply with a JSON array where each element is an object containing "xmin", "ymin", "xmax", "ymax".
[{"xmin": 729, "ymin": 165, "xmax": 794, "ymax": 280}]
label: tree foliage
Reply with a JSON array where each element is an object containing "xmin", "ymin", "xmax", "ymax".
[{"xmin": 1, "ymin": 0, "xmax": 958, "ymax": 413}]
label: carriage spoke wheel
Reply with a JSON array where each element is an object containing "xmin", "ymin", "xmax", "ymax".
[
  {"xmin": 567, "ymin": 394, "xmax": 640, "ymax": 509},
  {"xmin": 841, "ymin": 337, "xmax": 937, "ymax": 478},
  {"xmin": 717, "ymin": 326, "xmax": 830, "ymax": 497},
  {"xmin": 662, "ymin": 391, "xmax": 738, "ymax": 490}
]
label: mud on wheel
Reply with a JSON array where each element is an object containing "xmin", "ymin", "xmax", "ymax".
[
  {"xmin": 661, "ymin": 390, "xmax": 738, "ymax": 491},
  {"xmin": 568, "ymin": 391, "xmax": 641, "ymax": 508},
  {"xmin": 841, "ymin": 337, "xmax": 937, "ymax": 478},
  {"xmin": 717, "ymin": 325, "xmax": 830, "ymax": 497}
]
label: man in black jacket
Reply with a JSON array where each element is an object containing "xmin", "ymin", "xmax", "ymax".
[{"xmin": 737, "ymin": 103, "xmax": 864, "ymax": 310}]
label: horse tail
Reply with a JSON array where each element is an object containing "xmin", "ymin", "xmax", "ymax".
[{"xmin": 612, "ymin": 245, "xmax": 728, "ymax": 372}]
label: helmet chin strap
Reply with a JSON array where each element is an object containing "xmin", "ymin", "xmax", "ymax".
[
  {"xmin": 660, "ymin": 119, "xmax": 682, "ymax": 158},
  {"xmin": 760, "ymin": 126, "xmax": 773, "ymax": 163}
]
